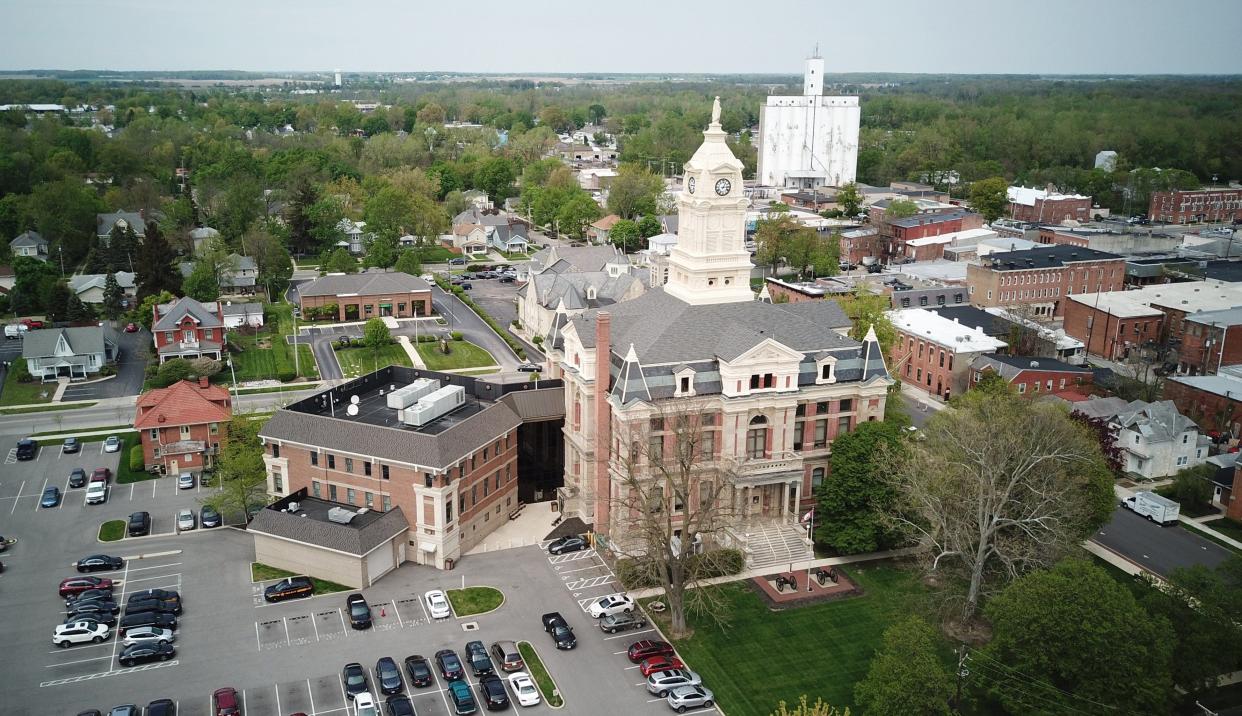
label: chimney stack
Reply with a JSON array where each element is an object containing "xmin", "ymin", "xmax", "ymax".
[{"xmin": 198, "ymin": 376, "xmax": 209, "ymax": 389}]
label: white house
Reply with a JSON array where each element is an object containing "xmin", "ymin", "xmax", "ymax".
[
  {"xmin": 10, "ymin": 231, "xmax": 48, "ymax": 260},
  {"xmin": 22, "ymin": 326, "xmax": 119, "ymax": 382},
  {"xmin": 1071, "ymin": 397, "xmax": 1209, "ymax": 479},
  {"xmin": 335, "ymin": 219, "xmax": 367, "ymax": 254},
  {"xmin": 190, "ymin": 226, "xmax": 221, "ymax": 255},
  {"xmin": 222, "ymin": 302, "xmax": 265, "ymax": 329},
  {"xmin": 67, "ymin": 272, "xmax": 137, "ymax": 305}
]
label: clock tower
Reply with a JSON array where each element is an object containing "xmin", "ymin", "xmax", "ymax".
[{"xmin": 664, "ymin": 97, "xmax": 756, "ymax": 306}]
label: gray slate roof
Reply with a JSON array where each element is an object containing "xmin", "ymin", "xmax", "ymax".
[
  {"xmin": 248, "ymin": 504, "xmax": 409, "ymax": 556},
  {"xmin": 528, "ymin": 271, "xmax": 640, "ymax": 311},
  {"xmin": 10, "ymin": 230, "xmax": 46, "ymax": 248},
  {"xmin": 22, "ymin": 326, "xmax": 115, "ymax": 359},
  {"xmin": 154, "ymin": 296, "xmax": 223, "ymax": 331},
  {"xmin": 299, "ymin": 271, "xmax": 430, "ymax": 298},
  {"xmin": 67, "ymin": 272, "xmax": 136, "ymax": 295},
  {"xmin": 529, "ymin": 245, "xmax": 624, "ymax": 275},
  {"xmin": 1071, "ymin": 397, "xmax": 1197, "ymax": 444},
  {"xmin": 97, "ymin": 211, "xmax": 146, "ymax": 236},
  {"xmin": 222, "ymin": 303, "xmax": 264, "ymax": 317},
  {"xmin": 970, "ymin": 354, "xmax": 1092, "ymax": 381}
]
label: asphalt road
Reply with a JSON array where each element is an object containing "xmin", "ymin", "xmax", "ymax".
[
  {"xmin": 60, "ymin": 328, "xmax": 152, "ymax": 401},
  {"xmin": 430, "ymin": 285, "xmax": 521, "ymax": 370},
  {"xmin": 1092, "ymin": 505, "xmax": 1233, "ymax": 577}
]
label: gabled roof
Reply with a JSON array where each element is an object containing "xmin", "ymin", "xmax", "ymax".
[
  {"xmin": 133, "ymin": 380, "xmax": 232, "ymax": 429},
  {"xmin": 154, "ymin": 296, "xmax": 223, "ymax": 331},
  {"xmin": 10, "ymin": 230, "xmax": 47, "ymax": 248},
  {"xmin": 222, "ymin": 303, "xmax": 264, "ymax": 317},
  {"xmin": 189, "ymin": 226, "xmax": 220, "ymax": 240},
  {"xmin": 298, "ymin": 271, "xmax": 430, "ymax": 298},
  {"xmin": 591, "ymin": 214, "xmax": 621, "ymax": 231},
  {"xmin": 529, "ymin": 271, "xmax": 640, "ymax": 311},
  {"xmin": 67, "ymin": 272, "xmax": 136, "ymax": 295},
  {"xmin": 529, "ymin": 245, "xmax": 624, "ymax": 275},
  {"xmin": 970, "ymin": 354, "xmax": 1092, "ymax": 380},
  {"xmin": 97, "ymin": 211, "xmax": 146, "ymax": 236},
  {"xmin": 22, "ymin": 326, "xmax": 115, "ymax": 359}
]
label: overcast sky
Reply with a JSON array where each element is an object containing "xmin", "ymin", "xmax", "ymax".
[{"xmin": 1, "ymin": 0, "xmax": 1239, "ymax": 75}]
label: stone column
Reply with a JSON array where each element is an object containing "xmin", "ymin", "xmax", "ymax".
[{"xmin": 779, "ymin": 482, "xmax": 788, "ymax": 517}]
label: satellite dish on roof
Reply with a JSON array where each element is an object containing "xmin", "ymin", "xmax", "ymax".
[
  {"xmin": 346, "ymin": 404, "xmax": 359, "ymax": 416},
  {"xmin": 350, "ymin": 394, "xmax": 360, "ymax": 405}
]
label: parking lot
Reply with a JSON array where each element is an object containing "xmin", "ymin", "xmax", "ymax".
[
  {"xmin": 0, "ymin": 433, "xmax": 717, "ymax": 715},
  {"xmin": 463, "ymin": 274, "xmax": 520, "ymax": 328}
]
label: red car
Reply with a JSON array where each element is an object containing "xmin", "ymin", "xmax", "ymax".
[
  {"xmin": 627, "ymin": 639, "xmax": 676, "ymax": 663},
  {"xmin": 124, "ymin": 322, "xmax": 139, "ymax": 333},
  {"xmin": 91, "ymin": 467, "xmax": 111, "ymax": 483},
  {"xmin": 59, "ymin": 576, "xmax": 114, "ymax": 597},
  {"xmin": 212, "ymin": 687, "xmax": 240, "ymax": 716},
  {"xmin": 639, "ymin": 655, "xmax": 685, "ymax": 676},
  {"xmin": 20, "ymin": 318, "xmax": 43, "ymax": 329}
]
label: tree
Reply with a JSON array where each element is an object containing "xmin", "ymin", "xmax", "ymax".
[
  {"xmin": 607, "ymin": 165, "xmax": 665, "ymax": 219},
  {"xmin": 785, "ymin": 229, "xmax": 840, "ymax": 279},
  {"xmin": 587, "ymin": 104, "xmax": 607, "ymax": 125},
  {"xmin": 754, "ymin": 215, "xmax": 803, "ymax": 274},
  {"xmin": 608, "ymin": 219, "xmax": 641, "ymax": 253},
  {"xmin": 134, "ymin": 222, "xmax": 180, "ymax": 300},
  {"xmin": 442, "ymin": 189, "xmax": 470, "ymax": 218},
  {"xmin": 66, "ymin": 294, "xmax": 93, "ymax": 323},
  {"xmin": 837, "ymin": 287, "xmax": 897, "ymax": 354},
  {"xmin": 982, "ymin": 559, "xmax": 1174, "ymax": 715},
  {"xmin": 364, "ymin": 184, "xmax": 417, "ymax": 241},
  {"xmin": 153, "ymin": 358, "xmax": 194, "ymax": 388},
  {"xmin": 969, "ymin": 176, "xmax": 1010, "ymax": 223},
  {"xmin": 884, "ymin": 390, "xmax": 1115, "ymax": 620},
  {"xmin": 884, "ymin": 198, "xmax": 919, "ymax": 220},
  {"xmin": 1069, "ymin": 410, "xmax": 1124, "ymax": 474},
  {"xmin": 132, "ymin": 290, "xmax": 174, "ymax": 331},
  {"xmin": 101, "ymin": 272, "xmax": 125, "ymax": 321},
  {"xmin": 815, "ymin": 421, "xmax": 905, "ymax": 554},
  {"xmin": 415, "ymin": 102, "xmax": 446, "ymax": 126},
  {"xmin": 42, "ymin": 280, "xmax": 72, "ymax": 323},
  {"xmin": 323, "ymin": 248, "xmax": 358, "ymax": 274},
  {"xmin": 183, "ymin": 261, "xmax": 220, "ymax": 302},
  {"xmin": 243, "ymin": 224, "xmax": 292, "ymax": 300},
  {"xmin": 770, "ymin": 696, "xmax": 848, "ymax": 716},
  {"xmin": 394, "ymin": 249, "xmax": 423, "ymax": 276},
  {"xmin": 473, "ymin": 157, "xmax": 516, "ymax": 200},
  {"xmin": 637, "ymin": 215, "xmax": 662, "ymax": 238},
  {"xmin": 1142, "ymin": 556, "xmax": 1242, "ymax": 697},
  {"xmin": 363, "ymin": 317, "xmax": 392, "ymax": 367},
  {"xmin": 364, "ymin": 234, "xmax": 399, "ymax": 270},
  {"xmin": 556, "ymin": 192, "xmax": 602, "ymax": 239},
  {"xmin": 613, "ymin": 407, "xmax": 740, "ymax": 637},
  {"xmin": 854, "ymin": 616, "xmax": 953, "ymax": 716},
  {"xmin": 284, "ymin": 179, "xmax": 318, "ymax": 256},
  {"xmin": 202, "ymin": 416, "xmax": 269, "ymax": 520},
  {"xmin": 1171, "ymin": 463, "xmax": 1214, "ymax": 507},
  {"xmin": 835, "ymin": 182, "xmax": 863, "ymax": 216}
]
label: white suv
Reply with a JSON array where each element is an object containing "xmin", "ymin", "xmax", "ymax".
[
  {"xmin": 122, "ymin": 626, "xmax": 175, "ymax": 647},
  {"xmin": 587, "ymin": 592, "xmax": 635, "ymax": 618},
  {"xmin": 54, "ymin": 620, "xmax": 110, "ymax": 647},
  {"xmin": 353, "ymin": 692, "xmax": 378, "ymax": 716},
  {"xmin": 86, "ymin": 481, "xmax": 108, "ymax": 504}
]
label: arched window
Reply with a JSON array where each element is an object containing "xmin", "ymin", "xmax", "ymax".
[{"xmin": 746, "ymin": 415, "xmax": 768, "ymax": 459}]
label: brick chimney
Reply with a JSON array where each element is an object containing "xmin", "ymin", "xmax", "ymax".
[
  {"xmin": 593, "ymin": 312, "xmax": 612, "ymax": 538},
  {"xmin": 198, "ymin": 376, "xmax": 209, "ymax": 389}
]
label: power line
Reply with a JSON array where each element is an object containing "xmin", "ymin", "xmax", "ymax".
[
  {"xmin": 966, "ymin": 659, "xmax": 1096, "ymax": 716},
  {"xmin": 967, "ymin": 651, "xmax": 1132, "ymax": 715}
]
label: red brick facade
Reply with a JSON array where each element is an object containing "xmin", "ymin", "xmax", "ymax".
[
  {"xmin": 1179, "ymin": 320, "xmax": 1242, "ymax": 375},
  {"xmin": 1010, "ymin": 196, "xmax": 1093, "ymax": 223},
  {"xmin": 134, "ymin": 379, "xmax": 232, "ymax": 475},
  {"xmin": 967, "ymin": 250, "xmax": 1126, "ymax": 318},
  {"xmin": 1162, "ymin": 379, "xmax": 1242, "ymax": 440},
  {"xmin": 1062, "ymin": 299, "xmax": 1163, "ymax": 360},
  {"xmin": 970, "ymin": 365, "xmax": 1092, "ymax": 397},
  {"xmin": 1149, "ymin": 189, "xmax": 1242, "ymax": 225}
]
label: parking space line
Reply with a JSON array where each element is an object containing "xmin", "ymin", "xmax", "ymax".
[
  {"xmin": 274, "ymin": 683, "xmax": 281, "ymax": 716},
  {"xmin": 10, "ymin": 480, "xmax": 24, "ymax": 514},
  {"xmin": 306, "ymin": 679, "xmax": 316, "ymax": 715},
  {"xmin": 242, "ymin": 688, "xmax": 248, "ymax": 716},
  {"xmin": 338, "ymin": 673, "xmax": 348, "ymax": 706},
  {"xmin": 418, "ymin": 594, "xmax": 430, "ymax": 622},
  {"xmin": 337, "ymin": 607, "xmax": 347, "ymax": 634},
  {"xmin": 605, "ymin": 628, "xmax": 656, "ymax": 641},
  {"xmin": 255, "ymin": 622, "xmax": 261, "ymax": 651},
  {"xmin": 129, "ymin": 483, "xmax": 134, "ymax": 500},
  {"xmin": 152, "ymin": 480, "xmax": 158, "ymax": 499},
  {"xmin": 311, "ymin": 614, "xmax": 320, "ymax": 641},
  {"xmin": 108, "ymin": 557, "xmax": 131, "ymax": 672},
  {"xmin": 390, "ymin": 599, "xmax": 403, "ymax": 625},
  {"xmin": 126, "ymin": 561, "xmax": 182, "ymax": 572},
  {"xmin": 44, "ymin": 654, "xmax": 114, "ymax": 667},
  {"xmin": 33, "ymin": 476, "xmax": 48, "ymax": 511},
  {"xmin": 556, "ymin": 564, "xmax": 604, "ymax": 575},
  {"xmin": 283, "ymin": 617, "xmax": 291, "ymax": 644},
  {"xmin": 124, "ymin": 572, "xmax": 181, "ymax": 584}
]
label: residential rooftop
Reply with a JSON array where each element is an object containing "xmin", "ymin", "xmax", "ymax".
[{"xmin": 890, "ymin": 308, "xmax": 1008, "ymax": 352}]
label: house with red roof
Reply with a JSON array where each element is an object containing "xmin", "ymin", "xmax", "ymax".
[{"xmin": 134, "ymin": 378, "xmax": 233, "ymax": 476}]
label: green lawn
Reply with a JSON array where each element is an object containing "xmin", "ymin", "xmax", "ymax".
[
  {"xmin": 663, "ymin": 565, "xmax": 930, "ymax": 715},
  {"xmin": 416, "ymin": 340, "xmax": 496, "ymax": 370},
  {"xmin": 0, "ymin": 401, "xmax": 96, "ymax": 415},
  {"xmin": 417, "ymin": 246, "xmax": 459, "ymax": 263},
  {"xmin": 334, "ymin": 342, "xmax": 412, "ymax": 378},
  {"xmin": 1204, "ymin": 517, "xmax": 1242, "ymax": 543},
  {"xmin": 0, "ymin": 368, "xmax": 55, "ymax": 406},
  {"xmin": 517, "ymin": 641, "xmax": 564, "ymax": 707},
  {"xmin": 445, "ymin": 586, "xmax": 505, "ymax": 616},
  {"xmin": 225, "ymin": 304, "xmax": 318, "ymax": 383},
  {"xmin": 114, "ymin": 434, "xmax": 158, "ymax": 484},
  {"xmin": 250, "ymin": 562, "xmax": 351, "ymax": 596},
  {"xmin": 99, "ymin": 520, "xmax": 125, "ymax": 542}
]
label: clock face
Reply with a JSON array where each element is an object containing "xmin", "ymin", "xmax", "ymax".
[
  {"xmin": 714, "ymin": 178, "xmax": 732, "ymax": 196},
  {"xmin": 687, "ymin": 177, "xmax": 696, "ymax": 194}
]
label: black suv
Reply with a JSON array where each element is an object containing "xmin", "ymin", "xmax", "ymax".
[
  {"xmin": 376, "ymin": 656, "xmax": 403, "ymax": 694},
  {"xmin": 15, "ymin": 438, "xmax": 36, "ymax": 461},
  {"xmin": 342, "ymin": 662, "xmax": 369, "ymax": 700},
  {"xmin": 126, "ymin": 597, "xmax": 181, "ymax": 616},
  {"xmin": 541, "ymin": 612, "xmax": 577, "ymax": 649},
  {"xmin": 464, "ymin": 640, "xmax": 494, "ymax": 676},
  {"xmin": 117, "ymin": 611, "xmax": 176, "ymax": 637},
  {"xmin": 346, "ymin": 593, "xmax": 372, "ymax": 629},
  {"xmin": 435, "ymin": 649, "xmax": 464, "ymax": 681},
  {"xmin": 264, "ymin": 576, "xmax": 313, "ymax": 603},
  {"xmin": 127, "ymin": 511, "xmax": 151, "ymax": 537},
  {"xmin": 68, "ymin": 468, "xmax": 88, "ymax": 488}
]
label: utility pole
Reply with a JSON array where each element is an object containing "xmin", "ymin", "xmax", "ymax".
[
  {"xmin": 952, "ymin": 644, "xmax": 970, "ymax": 712},
  {"xmin": 292, "ymin": 311, "xmax": 300, "ymax": 378}
]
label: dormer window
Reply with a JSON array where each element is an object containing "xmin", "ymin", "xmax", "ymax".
[
  {"xmin": 674, "ymin": 366, "xmax": 696, "ymax": 397},
  {"xmin": 816, "ymin": 355, "xmax": 838, "ymax": 385},
  {"xmin": 586, "ymin": 286, "xmax": 597, "ymax": 300}
]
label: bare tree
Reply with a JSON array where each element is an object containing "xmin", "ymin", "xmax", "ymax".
[
  {"xmin": 882, "ymin": 390, "xmax": 1114, "ymax": 622},
  {"xmin": 610, "ymin": 405, "xmax": 740, "ymax": 637}
]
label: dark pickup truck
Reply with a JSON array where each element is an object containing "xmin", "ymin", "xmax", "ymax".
[{"xmin": 541, "ymin": 611, "xmax": 577, "ymax": 650}]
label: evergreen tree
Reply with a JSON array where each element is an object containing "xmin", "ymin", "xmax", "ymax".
[
  {"xmin": 393, "ymin": 249, "xmax": 422, "ymax": 276},
  {"xmin": 66, "ymin": 295, "xmax": 93, "ymax": 323},
  {"xmin": 41, "ymin": 280, "xmax": 72, "ymax": 323},
  {"xmin": 285, "ymin": 179, "xmax": 318, "ymax": 256},
  {"xmin": 101, "ymin": 272, "xmax": 125, "ymax": 321},
  {"xmin": 134, "ymin": 222, "xmax": 180, "ymax": 299}
]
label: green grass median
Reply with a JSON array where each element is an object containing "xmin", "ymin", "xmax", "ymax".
[
  {"xmin": 445, "ymin": 586, "xmax": 504, "ymax": 616},
  {"xmin": 99, "ymin": 520, "xmax": 126, "ymax": 542},
  {"xmin": 517, "ymin": 641, "xmax": 563, "ymax": 707}
]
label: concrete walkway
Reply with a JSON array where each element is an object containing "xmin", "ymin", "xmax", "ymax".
[
  {"xmin": 901, "ymin": 382, "xmax": 948, "ymax": 412},
  {"xmin": 626, "ymin": 546, "xmax": 923, "ymax": 599},
  {"xmin": 395, "ymin": 336, "xmax": 427, "ymax": 369},
  {"xmin": 464, "ymin": 501, "xmax": 557, "ymax": 555}
]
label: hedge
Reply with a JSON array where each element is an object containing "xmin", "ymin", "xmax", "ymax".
[
  {"xmin": 128, "ymin": 444, "xmax": 144, "ymax": 472},
  {"xmin": 450, "ymin": 331, "xmax": 463, "ymax": 341},
  {"xmin": 615, "ymin": 548, "xmax": 746, "ymax": 590}
]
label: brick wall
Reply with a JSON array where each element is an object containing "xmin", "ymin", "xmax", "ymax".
[
  {"xmin": 1162, "ymin": 380, "xmax": 1242, "ymax": 437},
  {"xmin": 968, "ymin": 257, "xmax": 1125, "ymax": 317},
  {"xmin": 300, "ymin": 291, "xmax": 432, "ymax": 322},
  {"xmin": 1149, "ymin": 189, "xmax": 1242, "ymax": 224},
  {"xmin": 1180, "ymin": 322, "xmax": 1242, "ymax": 375},
  {"xmin": 140, "ymin": 422, "xmax": 222, "ymax": 474},
  {"xmin": 1011, "ymin": 196, "xmax": 1093, "ymax": 223},
  {"xmin": 890, "ymin": 330, "xmax": 973, "ymax": 400},
  {"xmin": 1062, "ymin": 300, "xmax": 1163, "ymax": 360}
]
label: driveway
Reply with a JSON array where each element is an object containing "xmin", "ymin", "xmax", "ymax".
[
  {"xmin": 428, "ymin": 286, "xmax": 521, "ymax": 370},
  {"xmin": 59, "ymin": 328, "xmax": 151, "ymax": 402},
  {"xmin": 1092, "ymin": 505, "xmax": 1233, "ymax": 577},
  {"xmin": 297, "ymin": 326, "xmax": 362, "ymax": 382}
]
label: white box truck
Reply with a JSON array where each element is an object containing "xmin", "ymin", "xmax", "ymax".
[{"xmin": 1122, "ymin": 491, "xmax": 1180, "ymax": 525}]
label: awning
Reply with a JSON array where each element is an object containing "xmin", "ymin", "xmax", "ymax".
[
  {"xmin": 379, "ymin": 303, "xmax": 393, "ymax": 309},
  {"xmin": 419, "ymin": 542, "xmax": 437, "ymax": 553}
]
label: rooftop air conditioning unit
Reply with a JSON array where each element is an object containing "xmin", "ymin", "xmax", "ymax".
[
  {"xmin": 327, "ymin": 506, "xmax": 356, "ymax": 524},
  {"xmin": 287, "ymin": 501, "xmax": 300, "ymax": 512},
  {"xmin": 356, "ymin": 508, "xmax": 369, "ymax": 515}
]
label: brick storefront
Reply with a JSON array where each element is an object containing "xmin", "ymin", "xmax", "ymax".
[
  {"xmin": 1149, "ymin": 188, "xmax": 1242, "ymax": 225},
  {"xmin": 967, "ymin": 245, "xmax": 1125, "ymax": 318}
]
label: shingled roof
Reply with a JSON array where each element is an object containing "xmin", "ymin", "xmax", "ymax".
[
  {"xmin": 298, "ymin": 271, "xmax": 430, "ymax": 298},
  {"xmin": 248, "ymin": 502, "xmax": 409, "ymax": 556},
  {"xmin": 134, "ymin": 379, "xmax": 232, "ymax": 429}
]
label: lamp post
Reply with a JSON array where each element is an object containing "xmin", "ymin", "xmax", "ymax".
[{"xmin": 226, "ymin": 357, "xmax": 237, "ymax": 401}]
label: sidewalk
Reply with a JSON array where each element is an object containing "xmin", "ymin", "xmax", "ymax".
[
  {"xmin": 395, "ymin": 336, "xmax": 427, "ymax": 369},
  {"xmin": 900, "ymin": 382, "xmax": 948, "ymax": 412},
  {"xmin": 626, "ymin": 546, "xmax": 922, "ymax": 599}
]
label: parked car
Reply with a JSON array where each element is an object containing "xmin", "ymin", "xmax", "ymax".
[
  {"xmin": 541, "ymin": 612, "xmax": 576, "ymax": 650},
  {"xmin": 1123, "ymin": 491, "xmax": 1180, "ymax": 525},
  {"xmin": 60, "ymin": 576, "xmax": 114, "ymax": 597},
  {"xmin": 68, "ymin": 467, "xmax": 88, "ymax": 488},
  {"xmin": 600, "ymin": 611, "xmax": 647, "ymax": 634},
  {"xmin": 353, "ymin": 693, "xmax": 379, "ymax": 716},
  {"xmin": 127, "ymin": 511, "xmax": 151, "ymax": 537},
  {"xmin": 212, "ymin": 687, "xmax": 240, "ymax": 716},
  {"xmin": 516, "ymin": 363, "xmax": 541, "ymax": 373},
  {"xmin": 547, "ymin": 535, "xmax": 587, "ymax": 555},
  {"xmin": 108, "ymin": 707, "xmax": 139, "ymax": 716},
  {"xmin": 264, "ymin": 576, "xmax": 313, "ymax": 603},
  {"xmin": 347, "ymin": 593, "xmax": 373, "ymax": 629},
  {"xmin": 53, "ymin": 620, "xmax": 110, "ymax": 647},
  {"xmin": 86, "ymin": 481, "xmax": 108, "ymax": 504},
  {"xmin": 63, "ymin": 437, "xmax": 80, "ymax": 454},
  {"xmin": 66, "ymin": 588, "xmax": 114, "ymax": 606},
  {"xmin": 435, "ymin": 649, "xmax": 465, "ymax": 681},
  {"xmin": 639, "ymin": 655, "xmax": 685, "ymax": 677},
  {"xmin": 41, "ymin": 485, "xmax": 62, "ymax": 507},
  {"xmin": 588, "ymin": 592, "xmax": 635, "ymax": 618},
  {"xmin": 460, "ymin": 282, "xmax": 473, "ymax": 290},
  {"xmin": 448, "ymin": 257, "xmax": 467, "ymax": 266},
  {"xmin": 376, "ymin": 656, "xmax": 403, "ymax": 695},
  {"xmin": 404, "ymin": 654, "xmax": 434, "ymax": 688},
  {"xmin": 15, "ymin": 438, "xmax": 36, "ymax": 461},
  {"xmin": 666, "ymin": 685, "xmax": 714, "ymax": 713},
  {"xmin": 425, "ymin": 589, "xmax": 451, "ymax": 618},
  {"xmin": 118, "ymin": 641, "xmax": 175, "ymax": 666},
  {"xmin": 490, "ymin": 641, "xmax": 524, "ymax": 672},
  {"xmin": 342, "ymin": 662, "xmax": 370, "ymax": 699},
  {"xmin": 177, "ymin": 473, "xmax": 195, "ymax": 490},
  {"xmin": 507, "ymin": 672, "xmax": 540, "ymax": 706},
  {"xmin": 464, "ymin": 640, "xmax": 494, "ymax": 676},
  {"xmin": 498, "ymin": 275, "xmax": 515, "ymax": 284},
  {"xmin": 4, "ymin": 323, "xmax": 29, "ymax": 339},
  {"xmin": 67, "ymin": 606, "xmax": 118, "ymax": 625},
  {"xmin": 67, "ymin": 598, "xmax": 119, "ymax": 615},
  {"xmin": 145, "ymin": 699, "xmax": 176, "ymax": 716},
  {"xmin": 126, "ymin": 588, "xmax": 179, "ymax": 604},
  {"xmin": 92, "ymin": 467, "xmax": 112, "ymax": 482},
  {"xmin": 122, "ymin": 626, "xmax": 176, "ymax": 647},
  {"xmin": 103, "ymin": 435, "xmax": 121, "ymax": 453},
  {"xmin": 627, "ymin": 640, "xmax": 676, "ymax": 663},
  {"xmin": 20, "ymin": 318, "xmax": 43, "ymax": 329},
  {"xmin": 176, "ymin": 509, "xmax": 196, "ymax": 531},
  {"xmin": 117, "ymin": 611, "xmax": 177, "ymax": 637},
  {"xmin": 386, "ymin": 694, "xmax": 416, "ymax": 716},
  {"xmin": 477, "ymin": 674, "xmax": 510, "ymax": 710},
  {"xmin": 200, "ymin": 505, "xmax": 222, "ymax": 528},
  {"xmin": 448, "ymin": 680, "xmax": 477, "ymax": 715},
  {"xmin": 646, "ymin": 669, "xmax": 702, "ymax": 697},
  {"xmin": 126, "ymin": 597, "xmax": 182, "ymax": 615}
]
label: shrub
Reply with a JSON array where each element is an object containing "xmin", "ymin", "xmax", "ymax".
[
  {"xmin": 416, "ymin": 334, "xmax": 436, "ymax": 343},
  {"xmin": 99, "ymin": 364, "xmax": 117, "ymax": 377},
  {"xmin": 511, "ymin": 319, "xmax": 521, "ymax": 328},
  {"xmin": 532, "ymin": 335, "xmax": 544, "ymax": 346},
  {"xmin": 466, "ymin": 263, "xmax": 489, "ymax": 272},
  {"xmin": 128, "ymin": 444, "xmax": 144, "ymax": 472},
  {"xmin": 11, "ymin": 359, "xmax": 32, "ymax": 383},
  {"xmin": 188, "ymin": 357, "xmax": 223, "ymax": 377},
  {"xmin": 451, "ymin": 331, "xmax": 464, "ymax": 341},
  {"xmin": 153, "ymin": 358, "xmax": 193, "ymax": 388},
  {"xmin": 277, "ymin": 369, "xmax": 297, "ymax": 382}
]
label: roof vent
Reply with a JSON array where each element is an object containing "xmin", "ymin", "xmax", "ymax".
[
  {"xmin": 287, "ymin": 501, "xmax": 300, "ymax": 512},
  {"xmin": 1030, "ymin": 361, "xmax": 1040, "ymax": 368}
]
